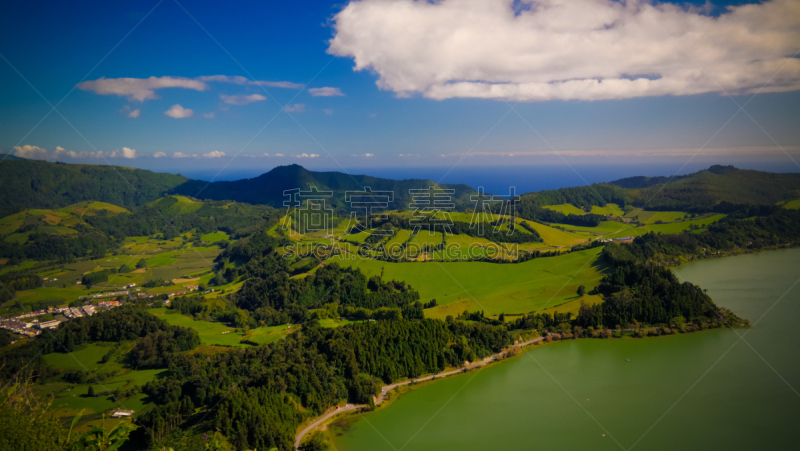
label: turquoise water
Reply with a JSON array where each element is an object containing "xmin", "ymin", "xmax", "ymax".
[{"xmin": 332, "ymin": 248, "xmax": 800, "ymax": 450}]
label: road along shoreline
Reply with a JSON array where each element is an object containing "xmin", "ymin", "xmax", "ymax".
[{"xmin": 294, "ymin": 334, "xmax": 546, "ymax": 449}]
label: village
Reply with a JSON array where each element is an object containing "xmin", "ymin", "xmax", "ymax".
[{"xmin": 0, "ymin": 282, "xmax": 208, "ymax": 340}]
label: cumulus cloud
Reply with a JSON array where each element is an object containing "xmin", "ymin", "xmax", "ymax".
[
  {"xmin": 364, "ymin": 153, "xmax": 374, "ymax": 157},
  {"xmin": 173, "ymin": 152, "xmax": 192, "ymax": 158},
  {"xmin": 13, "ymin": 145, "xmax": 49, "ymax": 159},
  {"xmin": 153, "ymin": 152, "xmax": 166, "ymax": 158},
  {"xmin": 203, "ymin": 112, "xmax": 215, "ymax": 118},
  {"xmin": 284, "ymin": 103, "xmax": 305, "ymax": 113},
  {"xmin": 128, "ymin": 109, "xmax": 140, "ymax": 118},
  {"xmin": 275, "ymin": 153, "xmax": 285, "ymax": 157},
  {"xmin": 308, "ymin": 87, "xmax": 344, "ymax": 97},
  {"xmin": 203, "ymin": 150, "xmax": 226, "ymax": 158},
  {"xmin": 220, "ymin": 94, "xmax": 267, "ymax": 105},
  {"xmin": 295, "ymin": 153, "xmax": 319, "ymax": 158},
  {"xmin": 165, "ymin": 104, "xmax": 193, "ymax": 118},
  {"xmin": 328, "ymin": 0, "xmax": 800, "ymax": 102},
  {"xmin": 120, "ymin": 147, "xmax": 138, "ymax": 159},
  {"xmin": 78, "ymin": 76, "xmax": 207, "ymax": 101}
]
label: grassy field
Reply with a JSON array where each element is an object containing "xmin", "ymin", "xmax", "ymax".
[
  {"xmin": 543, "ymin": 203, "xmax": 623, "ymax": 217},
  {"xmin": 201, "ymin": 230, "xmax": 230, "ymax": 242},
  {"xmin": 43, "ymin": 342, "xmax": 118, "ymax": 371},
  {"xmin": 600, "ymin": 214, "xmax": 727, "ymax": 239},
  {"xmin": 590, "ymin": 203, "xmax": 624, "ymax": 216},
  {"xmin": 543, "ymin": 204, "xmax": 587, "ymax": 216},
  {"xmin": 626, "ymin": 210, "xmax": 688, "ymax": 224},
  {"xmin": 148, "ymin": 308, "xmax": 295, "ymax": 347},
  {"xmin": 59, "ymin": 201, "xmax": 129, "ymax": 217},
  {"xmin": 331, "ymin": 247, "xmax": 607, "ymax": 315},
  {"xmin": 781, "ymin": 199, "xmax": 800, "ymax": 210},
  {"xmin": 516, "ymin": 218, "xmax": 590, "ymax": 247}
]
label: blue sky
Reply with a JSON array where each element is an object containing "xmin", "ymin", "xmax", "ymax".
[{"xmin": 0, "ymin": 0, "xmax": 798, "ymax": 180}]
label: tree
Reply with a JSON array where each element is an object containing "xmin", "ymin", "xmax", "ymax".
[
  {"xmin": 136, "ymin": 258, "xmax": 148, "ymax": 269},
  {"xmin": 87, "ymin": 386, "xmax": 95, "ymax": 398},
  {"xmin": 577, "ymin": 285, "xmax": 586, "ymax": 296},
  {"xmin": 300, "ymin": 431, "xmax": 331, "ymax": 451}
]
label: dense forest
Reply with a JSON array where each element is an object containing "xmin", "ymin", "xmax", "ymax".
[{"xmin": 136, "ymin": 317, "xmax": 510, "ymax": 450}]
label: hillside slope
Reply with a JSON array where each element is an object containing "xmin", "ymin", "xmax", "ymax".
[{"xmin": 0, "ymin": 159, "xmax": 188, "ymax": 217}]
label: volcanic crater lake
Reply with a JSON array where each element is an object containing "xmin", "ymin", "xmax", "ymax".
[{"xmin": 331, "ymin": 248, "xmax": 800, "ymax": 450}]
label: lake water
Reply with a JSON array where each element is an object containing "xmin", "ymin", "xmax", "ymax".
[{"xmin": 331, "ymin": 248, "xmax": 800, "ymax": 450}]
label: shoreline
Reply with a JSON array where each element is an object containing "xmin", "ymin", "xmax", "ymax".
[
  {"xmin": 294, "ymin": 321, "xmax": 751, "ymax": 449},
  {"xmin": 293, "ymin": 334, "xmax": 546, "ymax": 449}
]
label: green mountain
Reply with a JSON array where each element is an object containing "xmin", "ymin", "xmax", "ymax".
[
  {"xmin": 171, "ymin": 164, "xmax": 479, "ymax": 211},
  {"xmin": 518, "ymin": 165, "xmax": 800, "ymax": 213},
  {"xmin": 0, "ymin": 158, "xmax": 188, "ymax": 217},
  {"xmin": 612, "ymin": 165, "xmax": 800, "ymax": 210}
]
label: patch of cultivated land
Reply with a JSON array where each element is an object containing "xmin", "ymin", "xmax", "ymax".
[{"xmin": 331, "ymin": 247, "xmax": 607, "ymax": 315}]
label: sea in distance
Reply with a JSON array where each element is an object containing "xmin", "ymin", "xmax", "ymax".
[{"xmin": 329, "ymin": 248, "xmax": 800, "ymax": 450}]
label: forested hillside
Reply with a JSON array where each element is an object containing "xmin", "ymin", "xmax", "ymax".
[
  {"xmin": 515, "ymin": 165, "xmax": 800, "ymax": 214},
  {"xmin": 0, "ymin": 159, "xmax": 187, "ymax": 217}
]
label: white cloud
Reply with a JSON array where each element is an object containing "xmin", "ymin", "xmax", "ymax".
[
  {"xmin": 78, "ymin": 76, "xmax": 207, "ymax": 101},
  {"xmin": 295, "ymin": 153, "xmax": 319, "ymax": 158},
  {"xmin": 198, "ymin": 75, "xmax": 248, "ymax": 84},
  {"xmin": 263, "ymin": 153, "xmax": 270, "ymax": 157},
  {"xmin": 329, "ymin": 0, "xmax": 800, "ymax": 102},
  {"xmin": 165, "ymin": 104, "xmax": 193, "ymax": 118},
  {"xmin": 275, "ymin": 153, "xmax": 285, "ymax": 157},
  {"xmin": 128, "ymin": 109, "xmax": 140, "ymax": 118},
  {"xmin": 173, "ymin": 152, "xmax": 192, "ymax": 158},
  {"xmin": 308, "ymin": 87, "xmax": 344, "ymax": 97},
  {"xmin": 250, "ymin": 80, "xmax": 304, "ymax": 89},
  {"xmin": 323, "ymin": 108, "xmax": 333, "ymax": 115},
  {"xmin": 203, "ymin": 112, "xmax": 215, "ymax": 118},
  {"xmin": 220, "ymin": 94, "xmax": 267, "ymax": 105},
  {"xmin": 16, "ymin": 145, "xmax": 140, "ymax": 160},
  {"xmin": 284, "ymin": 103, "xmax": 305, "ymax": 113},
  {"xmin": 203, "ymin": 150, "xmax": 226, "ymax": 158},
  {"xmin": 13, "ymin": 145, "xmax": 49, "ymax": 159},
  {"xmin": 364, "ymin": 153, "xmax": 374, "ymax": 157},
  {"xmin": 121, "ymin": 147, "xmax": 138, "ymax": 159},
  {"xmin": 153, "ymin": 152, "xmax": 166, "ymax": 158},
  {"xmin": 200, "ymin": 75, "xmax": 302, "ymax": 89}
]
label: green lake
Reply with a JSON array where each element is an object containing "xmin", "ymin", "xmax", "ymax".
[{"xmin": 331, "ymin": 248, "xmax": 800, "ymax": 450}]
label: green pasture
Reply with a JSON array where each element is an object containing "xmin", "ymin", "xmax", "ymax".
[
  {"xmin": 627, "ymin": 210, "xmax": 688, "ymax": 224},
  {"xmin": 201, "ymin": 231, "xmax": 229, "ymax": 242},
  {"xmin": 516, "ymin": 219, "xmax": 589, "ymax": 247},
  {"xmin": 60, "ymin": 201, "xmax": 129, "ymax": 217},
  {"xmin": 43, "ymin": 342, "xmax": 118, "ymax": 372},
  {"xmin": 543, "ymin": 203, "xmax": 623, "ymax": 217},
  {"xmin": 590, "ymin": 203, "xmax": 624, "ymax": 216},
  {"xmin": 148, "ymin": 308, "xmax": 293, "ymax": 347},
  {"xmin": 331, "ymin": 247, "xmax": 607, "ymax": 315},
  {"xmin": 780, "ymin": 199, "xmax": 800, "ymax": 210}
]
